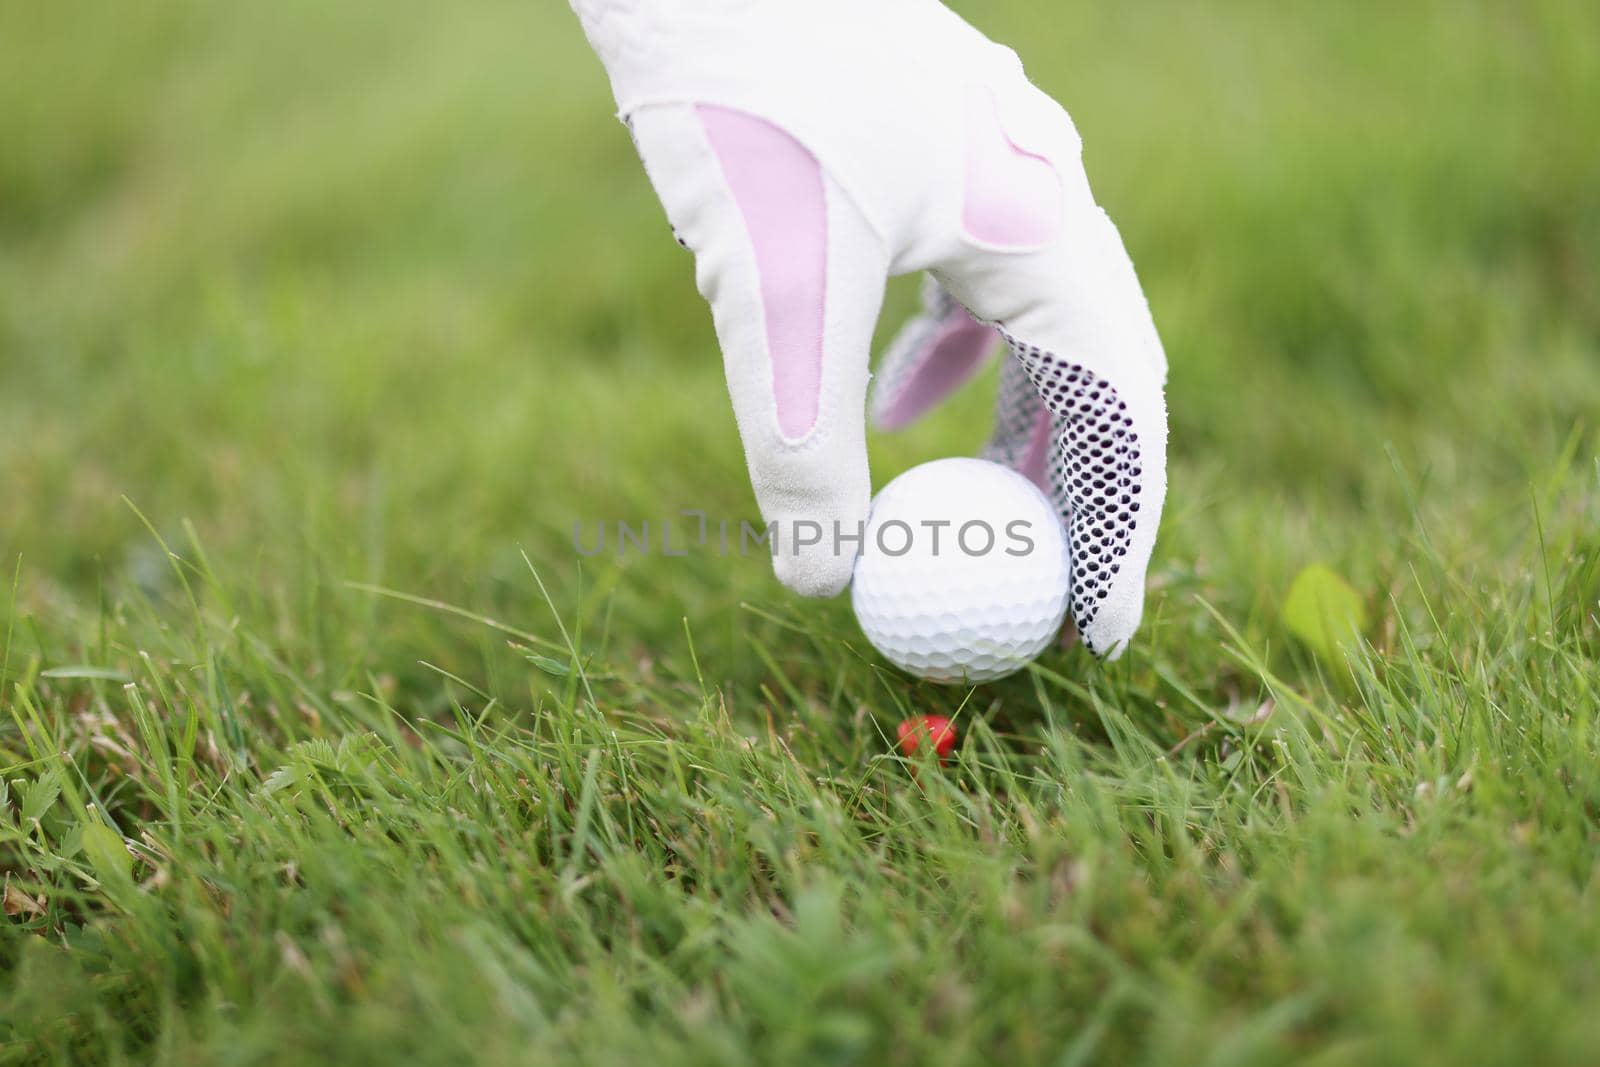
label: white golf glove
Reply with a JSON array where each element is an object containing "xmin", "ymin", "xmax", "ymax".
[{"xmin": 570, "ymin": 0, "xmax": 1168, "ymax": 659}]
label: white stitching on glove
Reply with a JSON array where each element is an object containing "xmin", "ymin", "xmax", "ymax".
[{"xmin": 570, "ymin": 0, "xmax": 1169, "ymax": 660}]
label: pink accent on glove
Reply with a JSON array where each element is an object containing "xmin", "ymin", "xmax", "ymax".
[
  {"xmin": 962, "ymin": 87, "xmax": 1063, "ymax": 249},
  {"xmin": 874, "ymin": 313, "xmax": 997, "ymax": 430},
  {"xmin": 1019, "ymin": 408, "xmax": 1052, "ymax": 490},
  {"xmin": 697, "ymin": 105, "xmax": 827, "ymax": 440}
]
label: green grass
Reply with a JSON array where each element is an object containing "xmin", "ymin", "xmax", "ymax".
[{"xmin": 3, "ymin": 0, "xmax": 1599, "ymax": 1062}]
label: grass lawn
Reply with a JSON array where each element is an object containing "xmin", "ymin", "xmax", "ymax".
[{"xmin": 3, "ymin": 1, "xmax": 1599, "ymax": 1063}]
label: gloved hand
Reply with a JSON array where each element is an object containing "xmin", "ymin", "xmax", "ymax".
[{"xmin": 570, "ymin": 0, "xmax": 1168, "ymax": 659}]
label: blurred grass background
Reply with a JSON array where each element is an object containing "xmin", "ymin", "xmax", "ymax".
[
  {"xmin": 2, "ymin": 1, "xmax": 1598, "ymax": 1063},
  {"xmin": 2, "ymin": 0, "xmax": 1596, "ymax": 642}
]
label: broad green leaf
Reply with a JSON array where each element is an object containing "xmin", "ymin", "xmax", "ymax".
[
  {"xmin": 80, "ymin": 821, "xmax": 133, "ymax": 885},
  {"xmin": 525, "ymin": 653, "xmax": 571, "ymax": 677},
  {"xmin": 1284, "ymin": 564, "xmax": 1369, "ymax": 659},
  {"xmin": 259, "ymin": 764, "xmax": 307, "ymax": 796},
  {"xmin": 58, "ymin": 823, "xmax": 85, "ymax": 861},
  {"xmin": 20, "ymin": 772, "xmax": 61, "ymax": 824},
  {"xmin": 259, "ymin": 734, "xmax": 386, "ymax": 797}
]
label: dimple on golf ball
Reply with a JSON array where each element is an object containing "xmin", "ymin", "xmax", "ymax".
[{"xmin": 850, "ymin": 458, "xmax": 1071, "ymax": 683}]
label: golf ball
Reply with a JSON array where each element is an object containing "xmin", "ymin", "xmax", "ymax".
[{"xmin": 851, "ymin": 458, "xmax": 1071, "ymax": 683}]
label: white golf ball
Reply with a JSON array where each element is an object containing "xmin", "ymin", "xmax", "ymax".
[{"xmin": 851, "ymin": 458, "xmax": 1071, "ymax": 683}]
